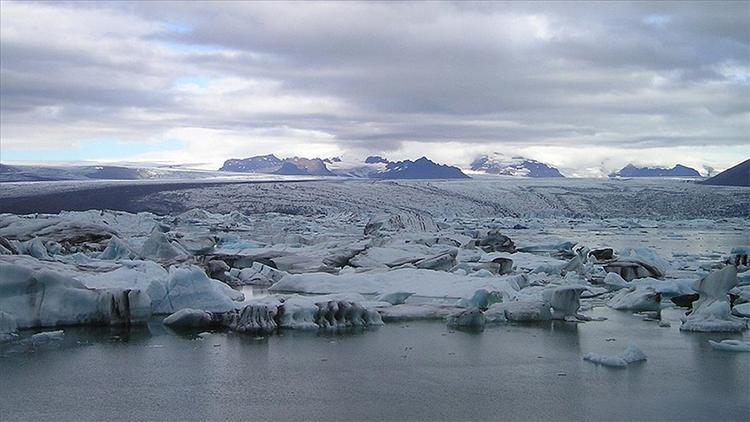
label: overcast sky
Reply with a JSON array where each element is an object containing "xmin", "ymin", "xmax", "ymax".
[{"xmin": 1, "ymin": 1, "xmax": 748, "ymax": 175}]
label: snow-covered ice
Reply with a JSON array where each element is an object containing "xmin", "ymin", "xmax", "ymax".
[
  {"xmin": 680, "ymin": 266, "xmax": 747, "ymax": 332},
  {"xmin": 583, "ymin": 344, "xmax": 648, "ymax": 367}
]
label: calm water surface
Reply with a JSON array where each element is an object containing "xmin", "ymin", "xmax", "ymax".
[{"xmin": 1, "ymin": 307, "xmax": 748, "ymax": 421}]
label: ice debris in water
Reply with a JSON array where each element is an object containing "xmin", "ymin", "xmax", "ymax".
[
  {"xmin": 583, "ymin": 344, "xmax": 647, "ymax": 368},
  {"xmin": 607, "ymin": 286, "xmax": 661, "ymax": 312},
  {"xmin": 680, "ymin": 266, "xmax": 747, "ymax": 333},
  {"xmin": 707, "ymin": 340, "xmax": 750, "ymax": 352},
  {"xmin": 163, "ymin": 308, "xmax": 214, "ymax": 329}
]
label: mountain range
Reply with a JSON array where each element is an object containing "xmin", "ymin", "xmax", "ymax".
[
  {"xmin": 610, "ymin": 164, "xmax": 701, "ymax": 178},
  {"xmin": 220, "ymin": 155, "xmax": 470, "ymax": 179}
]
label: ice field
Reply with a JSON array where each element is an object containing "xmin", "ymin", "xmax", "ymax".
[{"xmin": 1, "ymin": 177, "xmax": 748, "ymax": 420}]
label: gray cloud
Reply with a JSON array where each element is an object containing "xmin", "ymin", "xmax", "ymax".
[{"xmin": 0, "ymin": 0, "xmax": 748, "ymax": 173}]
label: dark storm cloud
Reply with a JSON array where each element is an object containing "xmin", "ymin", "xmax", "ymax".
[{"xmin": 0, "ymin": 0, "xmax": 747, "ymax": 170}]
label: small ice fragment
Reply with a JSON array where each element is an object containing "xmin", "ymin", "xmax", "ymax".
[
  {"xmin": 708, "ymin": 340, "xmax": 750, "ymax": 352},
  {"xmin": 583, "ymin": 344, "xmax": 647, "ymax": 368}
]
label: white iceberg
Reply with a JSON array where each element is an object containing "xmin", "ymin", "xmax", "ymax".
[
  {"xmin": 608, "ymin": 286, "xmax": 661, "ymax": 312},
  {"xmin": 583, "ymin": 344, "xmax": 647, "ymax": 367},
  {"xmin": 681, "ymin": 266, "xmax": 747, "ymax": 332},
  {"xmin": 98, "ymin": 235, "xmax": 135, "ymax": 260},
  {"xmin": 140, "ymin": 230, "xmax": 187, "ymax": 261}
]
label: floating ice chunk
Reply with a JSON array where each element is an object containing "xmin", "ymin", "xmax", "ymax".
[
  {"xmin": 476, "ymin": 230, "xmax": 515, "ymax": 253},
  {"xmin": 0, "ymin": 263, "xmax": 151, "ymax": 329},
  {"xmin": 98, "ymin": 235, "xmax": 135, "ymax": 260},
  {"xmin": 219, "ymin": 302, "xmax": 279, "ymax": 334},
  {"xmin": 681, "ymin": 266, "xmax": 747, "ymax": 332},
  {"xmin": 376, "ymin": 292, "xmax": 415, "ymax": 305},
  {"xmin": 19, "ymin": 238, "xmax": 51, "ymax": 260},
  {"xmin": 163, "ymin": 308, "xmax": 214, "ymax": 329},
  {"xmin": 532, "ymin": 256, "xmax": 583, "ymax": 276},
  {"xmin": 605, "ymin": 248, "xmax": 669, "ymax": 281},
  {"xmin": 278, "ymin": 294, "xmax": 383, "ymax": 330},
  {"xmin": 486, "ymin": 301, "xmax": 552, "ymax": 322},
  {"xmin": 230, "ymin": 262, "xmax": 288, "ymax": 286},
  {"xmin": 160, "ymin": 266, "xmax": 243, "ymax": 314},
  {"xmin": 470, "ymin": 269, "xmax": 494, "ymax": 278},
  {"xmin": 140, "ymin": 230, "xmax": 187, "ymax": 261},
  {"xmin": 379, "ymin": 304, "xmax": 463, "ymax": 321},
  {"xmin": 603, "ymin": 272, "xmax": 629, "ymax": 290},
  {"xmin": 447, "ymin": 307, "xmax": 485, "ymax": 329},
  {"xmin": 708, "ymin": 339, "xmax": 750, "ymax": 352},
  {"xmin": 270, "ymin": 267, "xmax": 529, "ymax": 299},
  {"xmin": 547, "ymin": 286, "xmax": 587, "ymax": 320},
  {"xmin": 414, "ymin": 250, "xmax": 458, "ymax": 271},
  {"xmin": 456, "ymin": 289, "xmax": 502, "ymax": 309},
  {"xmin": 583, "ymin": 344, "xmax": 647, "ymax": 368},
  {"xmin": 22, "ymin": 330, "xmax": 65, "ymax": 346},
  {"xmin": 0, "ymin": 311, "xmax": 18, "ymax": 342},
  {"xmin": 457, "ymin": 248, "xmax": 482, "ymax": 263},
  {"xmin": 732, "ymin": 303, "xmax": 750, "ymax": 318},
  {"xmin": 175, "ymin": 234, "xmax": 218, "ymax": 254},
  {"xmin": 608, "ymin": 286, "xmax": 661, "ymax": 312}
]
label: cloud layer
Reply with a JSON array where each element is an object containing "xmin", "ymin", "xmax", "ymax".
[{"xmin": 1, "ymin": 1, "xmax": 748, "ymax": 174}]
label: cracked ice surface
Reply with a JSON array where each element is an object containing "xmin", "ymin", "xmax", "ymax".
[{"xmin": 0, "ymin": 177, "xmax": 747, "ymax": 340}]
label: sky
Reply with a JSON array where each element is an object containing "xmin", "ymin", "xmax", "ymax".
[{"xmin": 0, "ymin": 1, "xmax": 748, "ymax": 176}]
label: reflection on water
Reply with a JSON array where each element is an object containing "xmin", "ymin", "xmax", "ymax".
[{"xmin": 1, "ymin": 308, "xmax": 748, "ymax": 421}]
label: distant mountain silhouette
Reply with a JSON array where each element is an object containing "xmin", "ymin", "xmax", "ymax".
[
  {"xmin": 699, "ymin": 159, "xmax": 749, "ymax": 187},
  {"xmin": 610, "ymin": 164, "xmax": 700, "ymax": 177},
  {"xmin": 371, "ymin": 157, "xmax": 470, "ymax": 179},
  {"xmin": 219, "ymin": 155, "xmax": 333, "ymax": 176},
  {"xmin": 219, "ymin": 154, "xmax": 282, "ymax": 172},
  {"xmin": 470, "ymin": 154, "xmax": 564, "ymax": 177}
]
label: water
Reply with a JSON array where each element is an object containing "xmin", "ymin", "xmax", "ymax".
[{"xmin": 2, "ymin": 308, "xmax": 748, "ymax": 421}]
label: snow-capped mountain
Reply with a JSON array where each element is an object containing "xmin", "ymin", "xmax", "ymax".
[
  {"xmin": 610, "ymin": 164, "xmax": 700, "ymax": 178},
  {"xmin": 219, "ymin": 154, "xmax": 283, "ymax": 173},
  {"xmin": 469, "ymin": 153, "xmax": 564, "ymax": 177},
  {"xmin": 371, "ymin": 157, "xmax": 470, "ymax": 179},
  {"xmin": 219, "ymin": 155, "xmax": 334, "ymax": 176}
]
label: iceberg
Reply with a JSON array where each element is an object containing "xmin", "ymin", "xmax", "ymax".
[
  {"xmin": 485, "ymin": 301, "xmax": 552, "ymax": 322},
  {"xmin": 140, "ymin": 230, "xmax": 187, "ymax": 261},
  {"xmin": 98, "ymin": 235, "xmax": 135, "ymax": 260},
  {"xmin": 680, "ymin": 266, "xmax": 747, "ymax": 332},
  {"xmin": 0, "ymin": 311, "xmax": 18, "ymax": 341},
  {"xmin": 0, "ymin": 262, "xmax": 151, "ymax": 329},
  {"xmin": 608, "ymin": 286, "xmax": 661, "ymax": 312},
  {"xmin": 163, "ymin": 308, "xmax": 214, "ymax": 329},
  {"xmin": 547, "ymin": 286, "xmax": 587, "ymax": 320},
  {"xmin": 447, "ymin": 307, "xmax": 486, "ymax": 329}
]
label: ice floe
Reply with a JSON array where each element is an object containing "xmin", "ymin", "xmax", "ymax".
[{"xmin": 583, "ymin": 344, "xmax": 647, "ymax": 368}]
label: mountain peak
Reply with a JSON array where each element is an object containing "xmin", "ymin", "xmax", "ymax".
[
  {"xmin": 611, "ymin": 164, "xmax": 700, "ymax": 178},
  {"xmin": 470, "ymin": 153, "xmax": 564, "ymax": 177}
]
